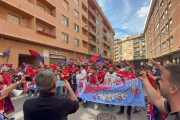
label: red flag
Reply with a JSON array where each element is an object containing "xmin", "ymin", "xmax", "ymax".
[{"xmin": 29, "ymin": 50, "xmax": 38, "ymax": 59}]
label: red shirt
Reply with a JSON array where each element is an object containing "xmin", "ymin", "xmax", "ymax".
[
  {"xmin": 90, "ymin": 73, "xmax": 102, "ymax": 84},
  {"xmin": 116, "ymin": 71, "xmax": 125, "ymax": 78},
  {"xmin": 61, "ymin": 70, "xmax": 69, "ymax": 81},
  {"xmin": 86, "ymin": 69, "xmax": 91, "ymax": 73},
  {"xmin": 122, "ymin": 72, "xmax": 135, "ymax": 83},
  {"xmin": 66, "ymin": 68, "xmax": 72, "ymax": 75},
  {"xmin": 99, "ymin": 71, "xmax": 107, "ymax": 84},
  {"xmin": 2, "ymin": 75, "xmax": 11, "ymax": 85},
  {"xmin": 147, "ymin": 77, "xmax": 155, "ymax": 86},
  {"xmin": 71, "ymin": 68, "xmax": 77, "ymax": 72}
]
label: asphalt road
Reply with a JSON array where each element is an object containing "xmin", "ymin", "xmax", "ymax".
[{"xmin": 6, "ymin": 93, "xmax": 147, "ymax": 120}]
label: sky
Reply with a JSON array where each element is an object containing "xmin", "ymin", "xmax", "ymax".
[{"xmin": 96, "ymin": 0, "xmax": 150, "ymax": 39}]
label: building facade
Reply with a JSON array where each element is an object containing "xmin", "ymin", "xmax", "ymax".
[
  {"xmin": 114, "ymin": 33, "xmax": 146, "ymax": 62},
  {"xmin": 0, "ymin": 0, "xmax": 114, "ymax": 68},
  {"xmin": 144, "ymin": 0, "xmax": 180, "ymax": 64},
  {"xmin": 87, "ymin": 0, "xmax": 115, "ymax": 61}
]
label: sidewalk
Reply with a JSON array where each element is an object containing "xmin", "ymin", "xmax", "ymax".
[{"xmin": 6, "ymin": 95, "xmax": 147, "ymax": 120}]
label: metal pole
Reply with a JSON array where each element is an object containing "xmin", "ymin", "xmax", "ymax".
[
  {"xmin": 6, "ymin": 55, "xmax": 9, "ymax": 63},
  {"xmin": 74, "ymin": 31, "xmax": 77, "ymax": 63}
]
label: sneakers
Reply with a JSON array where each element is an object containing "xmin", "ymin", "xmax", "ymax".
[
  {"xmin": 65, "ymin": 95, "xmax": 68, "ymax": 98},
  {"xmin": 94, "ymin": 103, "xmax": 99, "ymax": 110},
  {"xmin": 102, "ymin": 107, "xmax": 109, "ymax": 110},
  {"xmin": 133, "ymin": 108, "xmax": 141, "ymax": 114},
  {"xmin": 117, "ymin": 111, "xmax": 124, "ymax": 115},
  {"xmin": 127, "ymin": 115, "xmax": 131, "ymax": 120},
  {"xmin": 60, "ymin": 95, "xmax": 63, "ymax": 98},
  {"xmin": 31, "ymin": 94, "xmax": 34, "ymax": 97},
  {"xmin": 26, "ymin": 94, "xmax": 30, "ymax": 97}
]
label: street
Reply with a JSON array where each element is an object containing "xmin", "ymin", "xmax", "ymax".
[{"xmin": 6, "ymin": 94, "xmax": 147, "ymax": 120}]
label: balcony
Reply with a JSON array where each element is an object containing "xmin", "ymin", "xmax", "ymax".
[
  {"xmin": 141, "ymin": 38, "xmax": 145, "ymax": 41},
  {"xmin": 133, "ymin": 45, "xmax": 139, "ymax": 48},
  {"xmin": 141, "ymin": 52, "xmax": 146, "ymax": 55},
  {"xmin": 134, "ymin": 58, "xmax": 140, "ymax": 60},
  {"xmin": 119, "ymin": 44, "xmax": 122, "ymax": 47},
  {"xmin": 89, "ymin": 16, "xmax": 96, "ymax": 27},
  {"xmin": 133, "ymin": 53, "xmax": 140, "ymax": 56},
  {"xmin": 89, "ymin": 27, "xmax": 96, "ymax": 37},
  {"xmin": 141, "ymin": 43, "xmax": 145, "ymax": 46},
  {"xmin": 119, "ymin": 48, "xmax": 122, "ymax": 50},
  {"xmin": 141, "ymin": 48, "xmax": 146, "ymax": 51},
  {"xmin": 88, "ymin": 5, "xmax": 96, "ymax": 18},
  {"xmin": 115, "ymin": 52, "xmax": 118, "ymax": 54},
  {"xmin": 119, "ymin": 52, "xmax": 122, "ymax": 54},
  {"xmin": 141, "ymin": 57, "xmax": 146, "ymax": 59}
]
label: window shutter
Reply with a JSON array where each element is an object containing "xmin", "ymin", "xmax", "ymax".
[
  {"xmin": 8, "ymin": 14, "xmax": 20, "ymax": 25},
  {"xmin": 74, "ymin": 10, "xmax": 79, "ymax": 18},
  {"xmin": 62, "ymin": 0, "xmax": 69, "ymax": 10}
]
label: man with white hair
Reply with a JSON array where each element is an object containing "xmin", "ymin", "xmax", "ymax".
[{"xmin": 23, "ymin": 70, "xmax": 79, "ymax": 120}]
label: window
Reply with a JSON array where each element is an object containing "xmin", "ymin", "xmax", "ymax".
[
  {"xmin": 102, "ymin": 42, "xmax": 104, "ymax": 47},
  {"xmin": 157, "ymin": 34, "xmax": 160, "ymax": 40},
  {"xmin": 170, "ymin": 19, "xmax": 172, "ymax": 27},
  {"xmin": 165, "ymin": 8, "xmax": 168, "ymax": 14},
  {"xmin": 166, "ymin": 23, "xmax": 169, "ymax": 30},
  {"xmin": 156, "ymin": 23, "xmax": 159, "ymax": 29},
  {"xmin": 162, "ymin": 28, "xmax": 165, "ymax": 35},
  {"xmin": 129, "ymin": 52, "xmax": 132, "ymax": 55},
  {"xmin": 129, "ymin": 44, "xmax": 131, "ymax": 46},
  {"xmin": 160, "ymin": 0, "xmax": 163, "ymax": 8},
  {"xmin": 171, "ymin": 36, "xmax": 173, "ymax": 44},
  {"xmin": 124, "ymin": 41, "xmax": 126, "ymax": 43},
  {"xmin": 62, "ymin": 15, "xmax": 68, "ymax": 26},
  {"xmin": 102, "ymin": 51, "xmax": 104, "ymax": 55},
  {"xmin": 96, "ymin": 39, "xmax": 99, "ymax": 44},
  {"xmin": 124, "ymin": 45, "xmax": 126, "ymax": 47},
  {"xmin": 129, "ymin": 48, "xmax": 132, "ymax": 51},
  {"xmin": 38, "ymin": 4, "xmax": 45, "ymax": 11},
  {"xmin": 75, "ymin": 38, "xmax": 79, "ymax": 46},
  {"xmin": 167, "ymin": 39, "xmax": 170, "ymax": 46},
  {"xmin": 7, "ymin": 14, "xmax": 20, "ymax": 25},
  {"xmin": 124, "ymin": 49, "xmax": 126, "ymax": 52},
  {"xmin": 129, "ymin": 57, "xmax": 132, "ymax": 59},
  {"xmin": 96, "ymin": 20, "xmax": 99, "ymax": 25},
  {"xmin": 62, "ymin": 33, "xmax": 68, "ymax": 43},
  {"xmin": 96, "ymin": 48, "xmax": 99, "ymax": 53},
  {"xmin": 74, "ymin": 0, "xmax": 79, "ymax": 5},
  {"xmin": 129, "ymin": 40, "xmax": 131, "ymax": 42},
  {"xmin": 74, "ymin": 9, "xmax": 79, "ymax": 18},
  {"xmin": 37, "ymin": 26, "xmax": 45, "ymax": 32},
  {"xmin": 124, "ymin": 53, "xmax": 126, "ymax": 56},
  {"xmin": 62, "ymin": 0, "xmax": 69, "ymax": 10},
  {"xmin": 156, "ymin": 11, "xmax": 159, "ymax": 18},
  {"xmin": 74, "ymin": 24, "xmax": 79, "ymax": 32},
  {"xmin": 124, "ymin": 57, "xmax": 127, "ymax": 59},
  {"xmin": 96, "ymin": 30, "xmax": 99, "ymax": 35},
  {"xmin": 169, "ymin": 2, "xmax": 171, "ymax": 10},
  {"xmin": 162, "ymin": 42, "xmax": 166, "ymax": 48},
  {"xmin": 161, "ymin": 14, "xmax": 164, "ymax": 22}
]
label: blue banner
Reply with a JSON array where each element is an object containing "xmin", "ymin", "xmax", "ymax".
[{"xmin": 76, "ymin": 78, "xmax": 146, "ymax": 107}]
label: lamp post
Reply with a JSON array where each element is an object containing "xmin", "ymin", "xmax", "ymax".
[{"xmin": 74, "ymin": 25, "xmax": 89, "ymax": 63}]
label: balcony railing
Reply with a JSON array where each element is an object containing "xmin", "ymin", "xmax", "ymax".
[
  {"xmin": 141, "ymin": 43, "xmax": 145, "ymax": 46},
  {"xmin": 134, "ymin": 53, "xmax": 140, "ymax": 56},
  {"xmin": 141, "ymin": 48, "xmax": 146, "ymax": 51},
  {"xmin": 141, "ymin": 57, "xmax": 146, "ymax": 59},
  {"xmin": 141, "ymin": 52, "xmax": 146, "ymax": 55}
]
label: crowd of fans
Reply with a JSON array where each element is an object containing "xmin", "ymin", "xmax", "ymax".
[{"xmin": 0, "ymin": 59, "xmax": 180, "ymax": 120}]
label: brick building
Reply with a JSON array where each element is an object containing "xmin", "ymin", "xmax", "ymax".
[
  {"xmin": 114, "ymin": 33, "xmax": 146, "ymax": 62},
  {"xmin": 144, "ymin": 0, "xmax": 180, "ymax": 64},
  {"xmin": 0, "ymin": 0, "xmax": 114, "ymax": 68}
]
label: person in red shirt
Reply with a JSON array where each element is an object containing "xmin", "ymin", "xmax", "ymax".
[
  {"xmin": 88, "ymin": 67, "xmax": 102, "ymax": 110},
  {"xmin": 71, "ymin": 64, "xmax": 77, "ymax": 73},
  {"xmin": 66, "ymin": 64, "xmax": 72, "ymax": 76},
  {"xmin": 99, "ymin": 66, "xmax": 107, "ymax": 84},
  {"xmin": 60, "ymin": 66, "xmax": 69, "ymax": 98},
  {"xmin": 116, "ymin": 65, "xmax": 124, "ymax": 79},
  {"xmin": 117, "ymin": 65, "xmax": 135, "ymax": 120},
  {"xmin": 2, "ymin": 70, "xmax": 11, "ymax": 86},
  {"xmin": 86, "ymin": 65, "xmax": 92, "ymax": 73}
]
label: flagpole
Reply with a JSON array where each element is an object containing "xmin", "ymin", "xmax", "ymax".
[{"xmin": 6, "ymin": 55, "xmax": 9, "ymax": 63}]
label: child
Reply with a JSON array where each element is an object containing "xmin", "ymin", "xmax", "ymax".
[{"xmin": 71, "ymin": 72, "xmax": 77, "ymax": 93}]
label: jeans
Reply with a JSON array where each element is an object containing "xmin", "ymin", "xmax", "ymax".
[
  {"xmin": 153, "ymin": 106, "xmax": 162, "ymax": 120},
  {"xmin": 120, "ymin": 106, "xmax": 132, "ymax": 115},
  {"xmin": 61, "ymin": 86, "xmax": 68, "ymax": 95},
  {"xmin": 55, "ymin": 86, "xmax": 61, "ymax": 97},
  {"xmin": 71, "ymin": 84, "xmax": 77, "ymax": 94},
  {"xmin": 105, "ymin": 104, "xmax": 115, "ymax": 108}
]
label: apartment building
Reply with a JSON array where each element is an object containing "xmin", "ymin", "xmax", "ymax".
[
  {"xmin": 144, "ymin": 0, "xmax": 180, "ymax": 64},
  {"xmin": 87, "ymin": 0, "xmax": 115, "ymax": 61},
  {"xmin": 114, "ymin": 33, "xmax": 146, "ymax": 62},
  {"xmin": 0, "ymin": 0, "xmax": 114, "ymax": 68}
]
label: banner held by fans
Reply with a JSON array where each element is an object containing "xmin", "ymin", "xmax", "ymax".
[{"xmin": 76, "ymin": 78, "xmax": 146, "ymax": 107}]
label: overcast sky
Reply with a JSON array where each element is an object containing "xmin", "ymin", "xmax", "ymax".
[{"xmin": 96, "ymin": 0, "xmax": 150, "ymax": 39}]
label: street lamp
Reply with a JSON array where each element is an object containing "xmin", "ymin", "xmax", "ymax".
[{"xmin": 74, "ymin": 24, "xmax": 89, "ymax": 63}]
